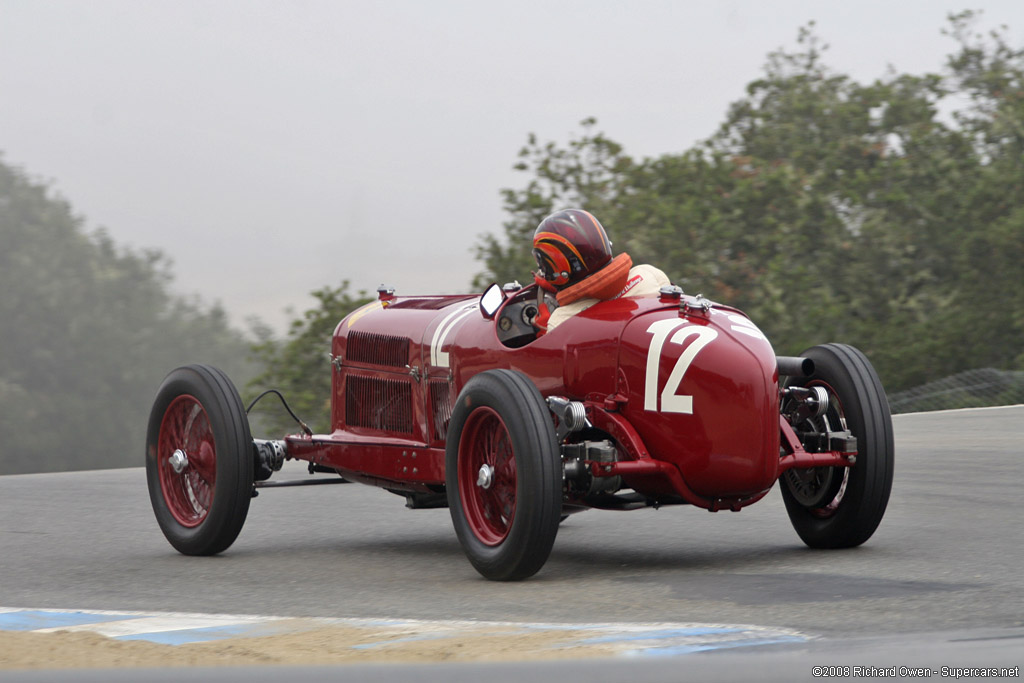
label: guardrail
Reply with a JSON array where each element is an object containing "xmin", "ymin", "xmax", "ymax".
[{"xmin": 888, "ymin": 368, "xmax": 1024, "ymax": 414}]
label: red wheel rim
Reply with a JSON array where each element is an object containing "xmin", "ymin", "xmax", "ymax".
[
  {"xmin": 783, "ymin": 379, "xmax": 850, "ymax": 520},
  {"xmin": 457, "ymin": 407, "xmax": 517, "ymax": 546},
  {"xmin": 157, "ymin": 395, "xmax": 216, "ymax": 527},
  {"xmin": 809, "ymin": 380, "xmax": 850, "ymax": 519}
]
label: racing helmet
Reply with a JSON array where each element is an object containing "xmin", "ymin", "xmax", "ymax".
[{"xmin": 532, "ymin": 209, "xmax": 613, "ymax": 288}]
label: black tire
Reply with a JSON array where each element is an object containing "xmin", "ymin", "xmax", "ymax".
[
  {"xmin": 446, "ymin": 370, "xmax": 561, "ymax": 581},
  {"xmin": 146, "ymin": 364, "xmax": 253, "ymax": 555},
  {"xmin": 781, "ymin": 344, "xmax": 894, "ymax": 548}
]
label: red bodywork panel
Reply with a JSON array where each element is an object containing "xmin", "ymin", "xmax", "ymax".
[{"xmin": 285, "ymin": 287, "xmax": 784, "ymax": 507}]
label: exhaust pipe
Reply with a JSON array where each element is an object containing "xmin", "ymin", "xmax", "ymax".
[{"xmin": 777, "ymin": 356, "xmax": 814, "ymax": 377}]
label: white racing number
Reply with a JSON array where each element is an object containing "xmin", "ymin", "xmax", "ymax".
[{"xmin": 644, "ymin": 319, "xmax": 718, "ymax": 414}]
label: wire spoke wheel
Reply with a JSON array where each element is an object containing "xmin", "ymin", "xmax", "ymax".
[
  {"xmin": 458, "ymin": 407, "xmax": 517, "ymax": 545},
  {"xmin": 446, "ymin": 370, "xmax": 561, "ymax": 581},
  {"xmin": 781, "ymin": 344, "xmax": 894, "ymax": 548},
  {"xmin": 157, "ymin": 395, "xmax": 216, "ymax": 527},
  {"xmin": 146, "ymin": 365, "xmax": 254, "ymax": 556}
]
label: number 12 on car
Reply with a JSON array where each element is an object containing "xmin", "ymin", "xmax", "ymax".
[{"xmin": 644, "ymin": 319, "xmax": 718, "ymax": 414}]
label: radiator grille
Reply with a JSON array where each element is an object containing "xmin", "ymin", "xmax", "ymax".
[
  {"xmin": 345, "ymin": 375, "xmax": 414, "ymax": 433},
  {"xmin": 346, "ymin": 332, "xmax": 409, "ymax": 368},
  {"xmin": 429, "ymin": 380, "xmax": 454, "ymax": 442}
]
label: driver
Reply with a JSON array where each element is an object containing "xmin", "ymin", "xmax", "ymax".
[{"xmin": 531, "ymin": 208, "xmax": 670, "ymax": 333}]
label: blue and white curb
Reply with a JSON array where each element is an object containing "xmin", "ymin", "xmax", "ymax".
[
  {"xmin": 0, "ymin": 608, "xmax": 290, "ymax": 646},
  {"xmin": 0, "ymin": 607, "xmax": 809, "ymax": 656}
]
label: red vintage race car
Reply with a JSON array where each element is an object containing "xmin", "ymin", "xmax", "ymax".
[{"xmin": 146, "ymin": 282, "xmax": 894, "ymax": 581}]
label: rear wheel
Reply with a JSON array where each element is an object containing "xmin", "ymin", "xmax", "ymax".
[
  {"xmin": 781, "ymin": 344, "xmax": 894, "ymax": 548},
  {"xmin": 146, "ymin": 364, "xmax": 253, "ymax": 555},
  {"xmin": 446, "ymin": 370, "xmax": 561, "ymax": 581}
]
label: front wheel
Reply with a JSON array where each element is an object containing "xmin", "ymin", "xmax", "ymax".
[
  {"xmin": 146, "ymin": 364, "xmax": 254, "ymax": 555},
  {"xmin": 446, "ymin": 370, "xmax": 562, "ymax": 581},
  {"xmin": 781, "ymin": 344, "xmax": 894, "ymax": 548}
]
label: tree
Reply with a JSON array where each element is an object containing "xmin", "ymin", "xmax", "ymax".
[
  {"xmin": 942, "ymin": 11, "xmax": 1024, "ymax": 370},
  {"xmin": 0, "ymin": 156, "xmax": 255, "ymax": 474},
  {"xmin": 474, "ymin": 14, "xmax": 1024, "ymax": 392},
  {"xmin": 472, "ymin": 119, "xmax": 635, "ymax": 289}
]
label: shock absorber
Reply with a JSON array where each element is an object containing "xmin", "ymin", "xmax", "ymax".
[{"xmin": 546, "ymin": 396, "xmax": 588, "ymax": 442}]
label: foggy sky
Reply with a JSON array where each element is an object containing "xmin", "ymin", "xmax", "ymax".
[{"xmin": 1, "ymin": 0, "xmax": 1019, "ymax": 333}]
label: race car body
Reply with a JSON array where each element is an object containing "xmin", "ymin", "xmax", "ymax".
[
  {"xmin": 296, "ymin": 288, "xmax": 780, "ymax": 503},
  {"xmin": 147, "ymin": 282, "xmax": 894, "ymax": 580}
]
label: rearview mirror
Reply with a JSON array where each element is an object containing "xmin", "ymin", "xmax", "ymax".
[{"xmin": 479, "ymin": 283, "xmax": 506, "ymax": 320}]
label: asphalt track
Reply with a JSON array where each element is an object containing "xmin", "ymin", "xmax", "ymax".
[{"xmin": 2, "ymin": 406, "xmax": 1023, "ymax": 680}]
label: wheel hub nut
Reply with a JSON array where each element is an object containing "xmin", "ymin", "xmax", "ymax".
[
  {"xmin": 169, "ymin": 449, "xmax": 189, "ymax": 474},
  {"xmin": 477, "ymin": 464, "xmax": 494, "ymax": 489}
]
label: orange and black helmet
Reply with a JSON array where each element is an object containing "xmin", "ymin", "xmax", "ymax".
[{"xmin": 532, "ymin": 209, "xmax": 613, "ymax": 288}]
